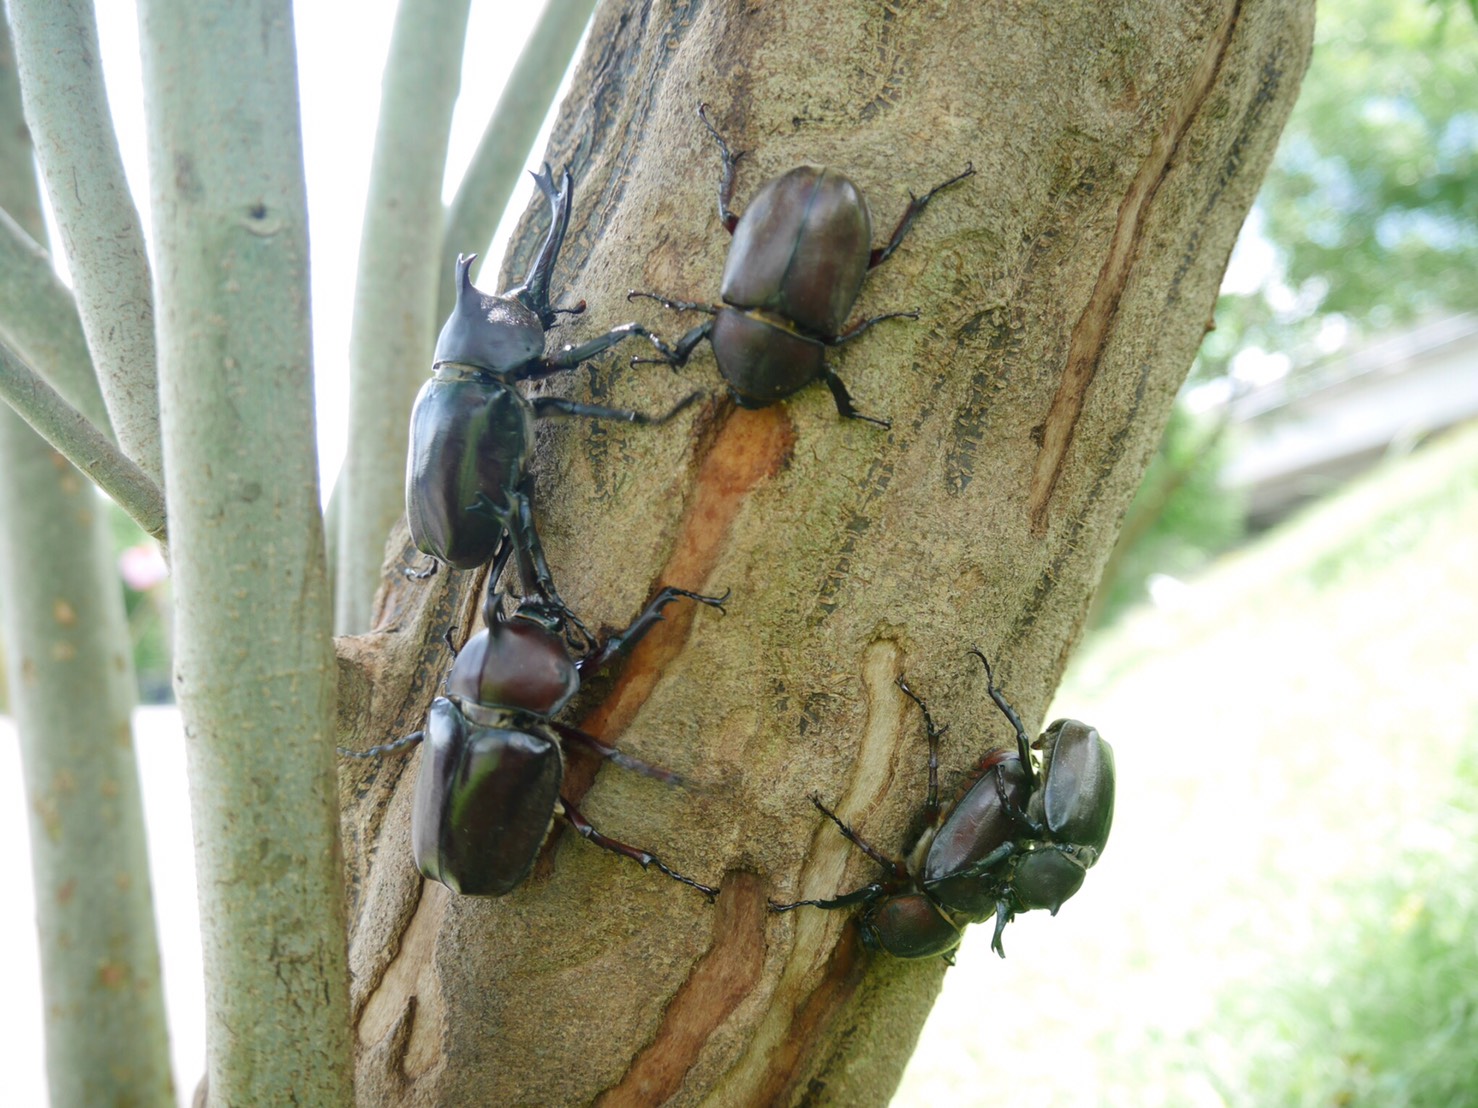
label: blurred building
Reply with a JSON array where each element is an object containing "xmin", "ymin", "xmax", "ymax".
[{"xmin": 1223, "ymin": 314, "xmax": 1478, "ymax": 528}]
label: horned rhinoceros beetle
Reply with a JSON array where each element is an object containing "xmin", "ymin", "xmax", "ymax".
[
  {"xmin": 629, "ymin": 104, "xmax": 973, "ymax": 427},
  {"xmin": 408, "ymin": 164, "xmax": 695, "ymax": 620},
  {"xmin": 342, "ymin": 566, "xmax": 726, "ymax": 897},
  {"xmin": 771, "ymin": 651, "xmax": 1114, "ymax": 959}
]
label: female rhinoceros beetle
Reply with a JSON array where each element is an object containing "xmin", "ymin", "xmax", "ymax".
[
  {"xmin": 408, "ymin": 164, "xmax": 696, "ymax": 624},
  {"xmin": 771, "ymin": 650, "xmax": 1115, "ymax": 959},
  {"xmin": 629, "ymin": 104, "xmax": 973, "ymax": 427},
  {"xmin": 342, "ymin": 560, "xmax": 726, "ymax": 897}
]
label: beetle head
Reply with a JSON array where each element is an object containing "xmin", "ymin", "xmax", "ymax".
[
  {"xmin": 447, "ymin": 595, "xmax": 579, "ymax": 717},
  {"xmin": 433, "ymin": 253, "xmax": 545, "ymax": 374},
  {"xmin": 1006, "ymin": 843, "xmax": 1091, "ymax": 915},
  {"xmin": 858, "ymin": 891, "xmax": 963, "ymax": 960}
]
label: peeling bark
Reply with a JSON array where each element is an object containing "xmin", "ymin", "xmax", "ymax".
[{"xmin": 336, "ymin": 1, "xmax": 1313, "ymax": 1103}]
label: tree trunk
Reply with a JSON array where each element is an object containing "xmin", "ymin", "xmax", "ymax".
[{"xmin": 336, "ymin": 1, "xmax": 1313, "ymax": 1102}]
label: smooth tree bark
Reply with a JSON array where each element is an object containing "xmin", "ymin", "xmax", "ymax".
[
  {"xmin": 137, "ymin": 1, "xmax": 351, "ymax": 1103},
  {"xmin": 335, "ymin": 0, "xmax": 1313, "ymax": 1103},
  {"xmin": 0, "ymin": 16, "xmax": 173, "ymax": 1105}
]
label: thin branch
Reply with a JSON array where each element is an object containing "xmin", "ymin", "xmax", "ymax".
[
  {"xmin": 0, "ymin": 337, "xmax": 165, "ymax": 540},
  {"xmin": 0, "ymin": 209, "xmax": 114, "ymax": 437},
  {"xmin": 439, "ymin": 0, "xmax": 598, "ymax": 318},
  {"xmin": 7, "ymin": 0, "xmax": 163, "ymax": 486},
  {"xmin": 337, "ymin": 0, "xmax": 475, "ymax": 634}
]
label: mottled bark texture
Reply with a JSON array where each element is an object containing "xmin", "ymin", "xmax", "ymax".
[{"xmin": 335, "ymin": 1, "xmax": 1312, "ymax": 1104}]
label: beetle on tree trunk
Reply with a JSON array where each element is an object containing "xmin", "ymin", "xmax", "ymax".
[
  {"xmin": 629, "ymin": 104, "xmax": 973, "ymax": 427},
  {"xmin": 342, "ymin": 549, "xmax": 728, "ymax": 898},
  {"xmin": 771, "ymin": 651, "xmax": 1115, "ymax": 959},
  {"xmin": 406, "ymin": 164, "xmax": 697, "ymax": 629}
]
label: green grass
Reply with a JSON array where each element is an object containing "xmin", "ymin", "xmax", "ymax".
[{"xmin": 895, "ymin": 422, "xmax": 1478, "ymax": 1106}]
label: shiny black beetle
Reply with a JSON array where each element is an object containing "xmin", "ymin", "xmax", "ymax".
[
  {"xmin": 408, "ymin": 164, "xmax": 695, "ymax": 619},
  {"xmin": 342, "ymin": 566, "xmax": 726, "ymax": 897},
  {"xmin": 630, "ymin": 104, "xmax": 973, "ymax": 427},
  {"xmin": 771, "ymin": 651, "xmax": 1115, "ymax": 958}
]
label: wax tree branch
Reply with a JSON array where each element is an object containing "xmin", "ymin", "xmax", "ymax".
[
  {"xmin": 0, "ymin": 12, "xmax": 173, "ymax": 1103},
  {"xmin": 0, "ymin": 211, "xmax": 113, "ymax": 437},
  {"xmin": 0, "ymin": 338, "xmax": 166, "ymax": 540},
  {"xmin": 336, "ymin": 0, "xmax": 473, "ymax": 634},
  {"xmin": 137, "ymin": 0, "xmax": 350, "ymax": 1102},
  {"xmin": 8, "ymin": 0, "xmax": 163, "ymax": 486}
]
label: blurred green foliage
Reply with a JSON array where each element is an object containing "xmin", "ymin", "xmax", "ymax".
[
  {"xmin": 1258, "ymin": 0, "xmax": 1478, "ymax": 327},
  {"xmin": 1098, "ymin": 0, "xmax": 1478, "ymax": 622},
  {"xmin": 1089, "ymin": 405, "xmax": 1244, "ymax": 626},
  {"xmin": 1206, "ymin": 0, "xmax": 1478, "ymax": 366},
  {"xmin": 1207, "ymin": 737, "xmax": 1478, "ymax": 1106}
]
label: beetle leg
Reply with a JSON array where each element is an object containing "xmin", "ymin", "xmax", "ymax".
[
  {"xmin": 507, "ymin": 164, "xmax": 575, "ymax": 327},
  {"xmin": 819, "ymin": 366, "xmax": 891, "ymax": 428},
  {"xmin": 558, "ymin": 796, "xmax": 719, "ymax": 899},
  {"xmin": 532, "ymin": 391, "xmax": 701, "ymax": 427},
  {"xmin": 624, "ymin": 298, "xmax": 716, "ymax": 369},
  {"xmin": 809, "ymin": 793, "xmax": 909, "ymax": 879},
  {"xmin": 627, "ymin": 291, "xmax": 717, "ymax": 317},
  {"xmin": 545, "ymin": 720, "xmax": 686, "ymax": 786},
  {"xmin": 403, "ymin": 553, "xmax": 440, "ymax": 580},
  {"xmin": 896, "ymin": 675, "xmax": 949, "ymax": 823},
  {"xmin": 524, "ymin": 321, "xmax": 675, "ymax": 378},
  {"xmin": 969, "ymin": 648, "xmax": 1037, "ymax": 778},
  {"xmin": 948, "ymin": 840, "xmax": 1017, "ymax": 884},
  {"xmin": 496, "ymin": 483, "xmax": 585, "ymax": 643},
  {"xmin": 697, "ymin": 102, "xmax": 744, "ymax": 233},
  {"xmin": 575, "ymin": 585, "xmax": 730, "ymax": 677},
  {"xmin": 337, "ymin": 730, "xmax": 424, "ymax": 760},
  {"xmin": 829, "ymin": 309, "xmax": 919, "ymax": 347},
  {"xmin": 868, "ymin": 163, "xmax": 975, "ymax": 268},
  {"xmin": 768, "ymin": 881, "xmax": 887, "ymax": 914}
]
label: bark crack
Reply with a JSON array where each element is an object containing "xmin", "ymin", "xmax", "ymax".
[{"xmin": 1027, "ymin": 0, "xmax": 1243, "ymax": 536}]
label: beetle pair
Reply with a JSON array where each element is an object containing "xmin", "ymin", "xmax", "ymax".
[
  {"xmin": 631, "ymin": 104, "xmax": 974, "ymax": 428},
  {"xmin": 772, "ymin": 651, "xmax": 1115, "ymax": 959},
  {"xmin": 343, "ymin": 539, "xmax": 727, "ymax": 898}
]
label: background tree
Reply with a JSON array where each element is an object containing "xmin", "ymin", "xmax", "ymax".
[{"xmin": 1091, "ymin": 0, "xmax": 1478, "ymax": 624}]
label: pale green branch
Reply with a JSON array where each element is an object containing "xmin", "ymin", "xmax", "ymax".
[
  {"xmin": 137, "ymin": 0, "xmax": 351, "ymax": 1100},
  {"xmin": 0, "ymin": 12, "xmax": 172, "ymax": 1105},
  {"xmin": 439, "ymin": 0, "xmax": 597, "ymax": 317},
  {"xmin": 0, "ymin": 209, "xmax": 114, "ymax": 436},
  {"xmin": 0, "ymin": 337, "xmax": 165, "ymax": 540},
  {"xmin": 337, "ymin": 0, "xmax": 475, "ymax": 634},
  {"xmin": 7, "ymin": 0, "xmax": 164, "ymax": 486}
]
